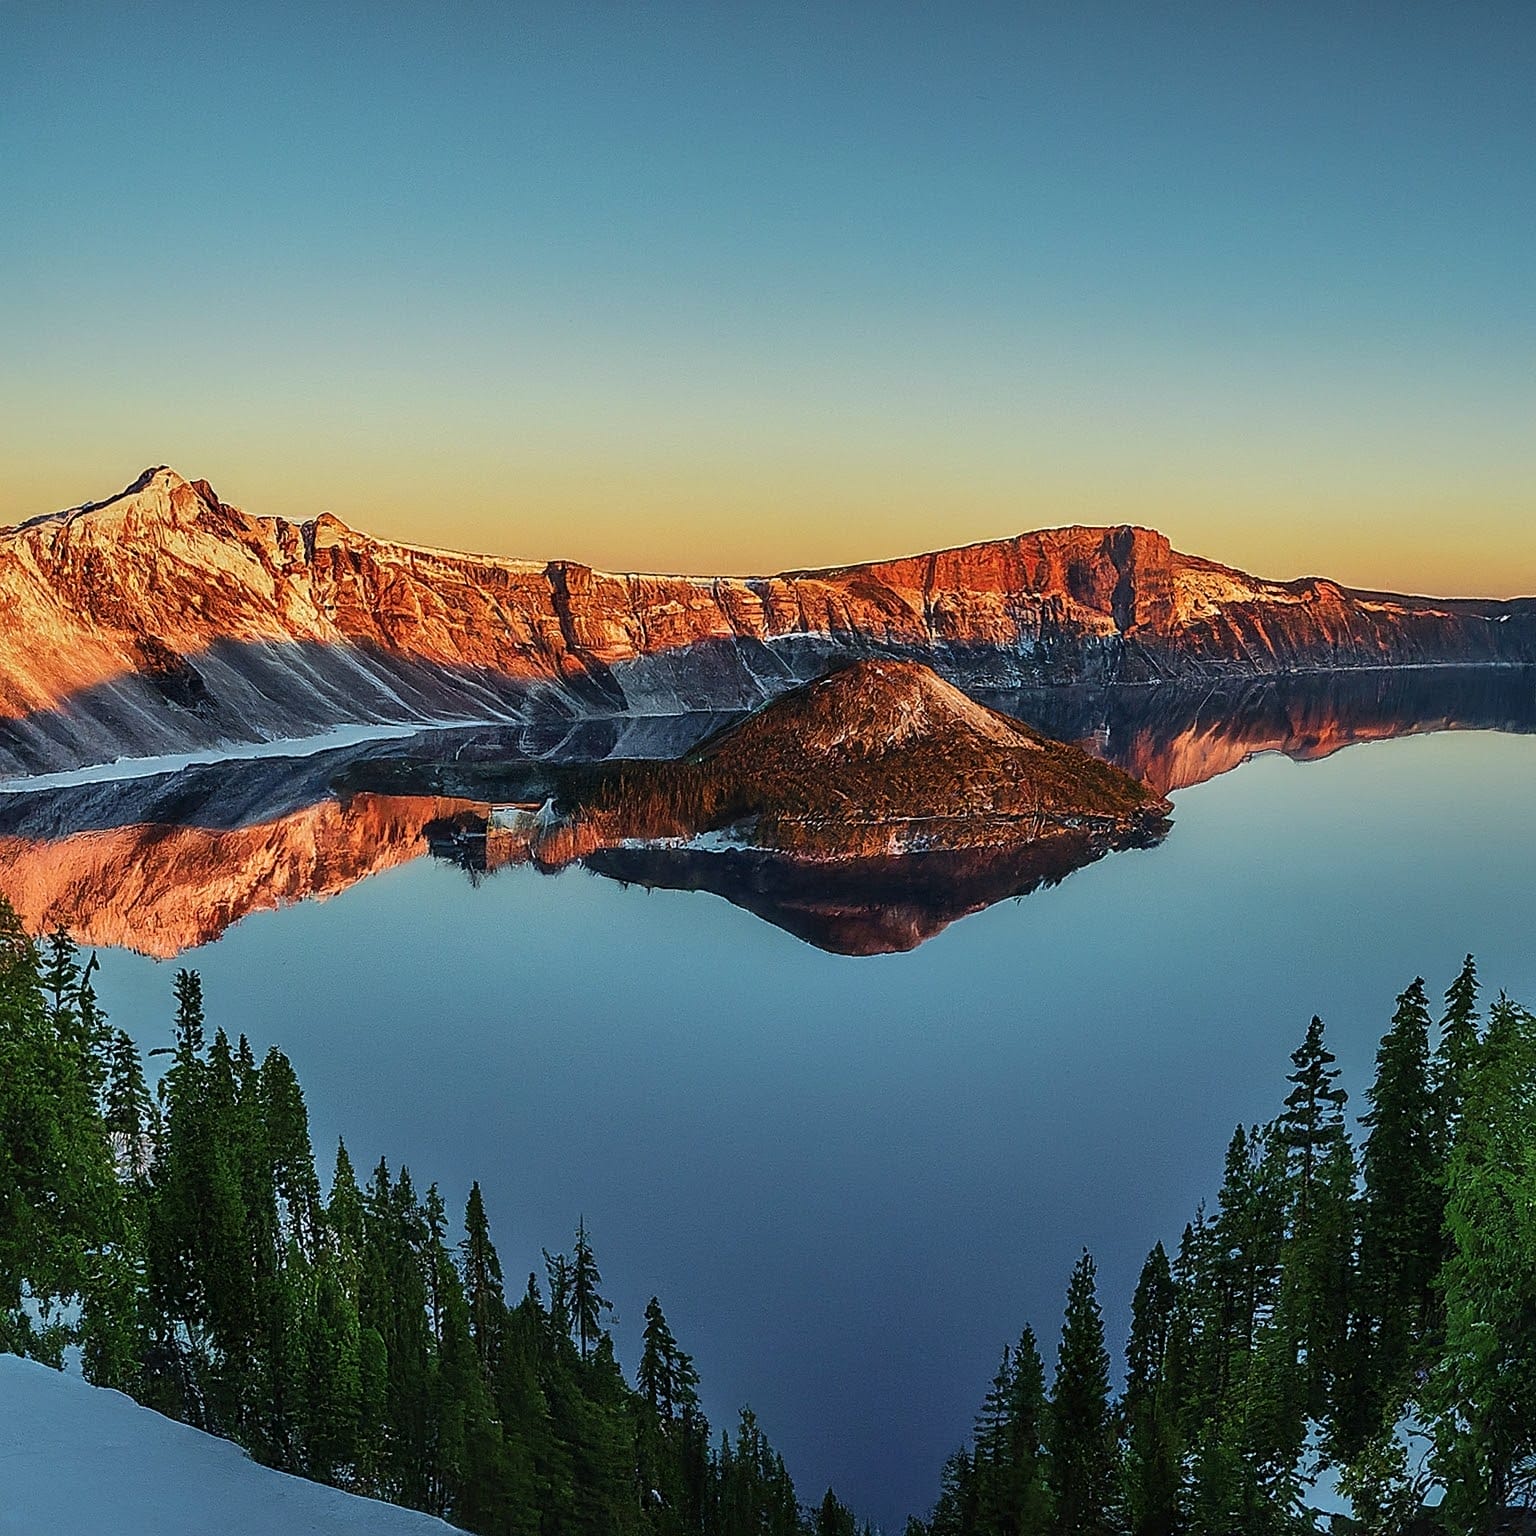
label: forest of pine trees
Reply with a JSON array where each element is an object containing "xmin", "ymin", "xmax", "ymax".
[
  {"xmin": 907, "ymin": 957, "xmax": 1536, "ymax": 1536},
  {"xmin": 5, "ymin": 888, "xmax": 1536, "ymax": 1535},
  {"xmin": 0, "ymin": 900, "xmax": 865, "ymax": 1536}
]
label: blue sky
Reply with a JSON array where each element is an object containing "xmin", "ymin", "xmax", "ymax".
[{"xmin": 3, "ymin": 1, "xmax": 1532, "ymax": 590}]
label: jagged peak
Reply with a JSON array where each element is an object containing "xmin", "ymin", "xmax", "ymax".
[
  {"xmin": 73, "ymin": 466, "xmax": 191, "ymax": 515},
  {"xmin": 1, "ymin": 468, "xmax": 254, "ymax": 543}
]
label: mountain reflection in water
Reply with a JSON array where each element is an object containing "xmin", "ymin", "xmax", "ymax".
[{"xmin": 3, "ymin": 666, "xmax": 1533, "ymax": 957}]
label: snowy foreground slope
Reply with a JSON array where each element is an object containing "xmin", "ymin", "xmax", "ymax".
[{"xmin": 0, "ymin": 1354, "xmax": 465, "ymax": 1536}]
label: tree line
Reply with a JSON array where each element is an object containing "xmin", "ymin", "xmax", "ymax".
[
  {"xmin": 907, "ymin": 959, "xmax": 1536, "ymax": 1536},
  {"xmin": 7, "ymin": 888, "xmax": 1533, "ymax": 1535},
  {"xmin": 0, "ymin": 899, "xmax": 866, "ymax": 1536}
]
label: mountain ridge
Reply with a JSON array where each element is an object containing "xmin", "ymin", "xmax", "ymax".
[{"xmin": 3, "ymin": 466, "xmax": 1533, "ymax": 778}]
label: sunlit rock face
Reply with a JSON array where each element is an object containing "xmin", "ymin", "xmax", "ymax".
[{"xmin": 4, "ymin": 467, "xmax": 1534, "ymax": 775}]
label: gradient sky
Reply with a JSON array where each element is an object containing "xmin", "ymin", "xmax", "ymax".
[{"xmin": 3, "ymin": 2, "xmax": 1532, "ymax": 593}]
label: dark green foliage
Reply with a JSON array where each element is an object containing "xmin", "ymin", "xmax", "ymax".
[
  {"xmin": 1433, "ymin": 956, "xmax": 1481, "ymax": 1143},
  {"xmin": 460, "ymin": 1182, "xmax": 505, "ymax": 1375},
  {"xmin": 0, "ymin": 905, "xmax": 121, "ymax": 1365},
  {"xmin": 570, "ymin": 1216, "xmax": 612, "ymax": 1361},
  {"xmin": 1357, "ymin": 978, "xmax": 1441, "ymax": 1430},
  {"xmin": 1274, "ymin": 1015, "xmax": 1355, "ymax": 1431},
  {"xmin": 0, "ymin": 909, "xmax": 818, "ymax": 1536},
  {"xmin": 1046, "ymin": 1251, "xmax": 1116, "ymax": 1535},
  {"xmin": 1121, "ymin": 1245, "xmax": 1180, "ymax": 1536},
  {"xmin": 814, "ymin": 1488, "xmax": 858, "ymax": 1536},
  {"xmin": 917, "ymin": 960, "xmax": 1535, "ymax": 1535},
  {"xmin": 1425, "ymin": 998, "xmax": 1536, "ymax": 1526},
  {"xmin": 14, "ymin": 907, "xmax": 1536, "ymax": 1536}
]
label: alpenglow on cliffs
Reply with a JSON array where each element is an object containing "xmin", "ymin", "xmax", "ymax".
[{"xmin": 3, "ymin": 467, "xmax": 1533, "ymax": 777}]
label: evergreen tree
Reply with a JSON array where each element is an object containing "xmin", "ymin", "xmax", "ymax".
[
  {"xmin": 1046, "ymin": 1250, "xmax": 1116, "ymax": 1535},
  {"xmin": 259, "ymin": 1047, "xmax": 322, "ymax": 1254},
  {"xmin": 459, "ymin": 1182, "xmax": 505, "ymax": 1376},
  {"xmin": 972, "ymin": 1343, "xmax": 1015, "ymax": 1533},
  {"xmin": 927, "ymin": 1448, "xmax": 977, "ymax": 1536},
  {"xmin": 1006, "ymin": 1326, "xmax": 1052, "ymax": 1536},
  {"xmin": 570, "ymin": 1217, "xmax": 612, "ymax": 1360},
  {"xmin": 1358, "ymin": 978, "xmax": 1440, "ymax": 1426},
  {"xmin": 0, "ymin": 909, "xmax": 120, "ymax": 1366},
  {"xmin": 104, "ymin": 1029, "xmax": 155, "ymax": 1182},
  {"xmin": 1426, "ymin": 999, "xmax": 1536, "ymax": 1526},
  {"xmin": 1274, "ymin": 1015, "xmax": 1356, "ymax": 1423},
  {"xmin": 1121, "ymin": 1243, "xmax": 1181, "ymax": 1536},
  {"xmin": 814, "ymin": 1487, "xmax": 858, "ymax": 1536},
  {"xmin": 544, "ymin": 1248, "xmax": 574, "ymax": 1342},
  {"xmin": 1433, "ymin": 955, "xmax": 1481, "ymax": 1144}
]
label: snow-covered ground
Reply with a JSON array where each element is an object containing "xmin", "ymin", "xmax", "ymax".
[{"xmin": 0, "ymin": 1354, "xmax": 464, "ymax": 1535}]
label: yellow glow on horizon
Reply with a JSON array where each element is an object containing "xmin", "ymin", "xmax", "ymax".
[{"xmin": 3, "ymin": 448, "xmax": 1532, "ymax": 601}]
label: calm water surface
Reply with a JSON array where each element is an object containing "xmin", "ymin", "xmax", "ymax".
[{"xmin": 83, "ymin": 729, "xmax": 1536, "ymax": 1528}]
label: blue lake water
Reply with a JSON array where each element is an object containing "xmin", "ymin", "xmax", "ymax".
[{"xmin": 51, "ymin": 726, "xmax": 1536, "ymax": 1526}]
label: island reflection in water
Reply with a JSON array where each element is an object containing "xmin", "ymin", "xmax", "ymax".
[{"xmin": 2, "ymin": 665, "xmax": 1533, "ymax": 958}]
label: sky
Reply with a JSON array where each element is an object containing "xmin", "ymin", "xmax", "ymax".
[{"xmin": 2, "ymin": 2, "xmax": 1532, "ymax": 594}]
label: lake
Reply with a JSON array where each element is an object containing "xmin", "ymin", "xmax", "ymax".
[{"xmin": 5, "ymin": 669, "xmax": 1536, "ymax": 1529}]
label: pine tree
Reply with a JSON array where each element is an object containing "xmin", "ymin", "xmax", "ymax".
[
  {"xmin": 1426, "ymin": 999, "xmax": 1536, "ymax": 1527},
  {"xmin": 544, "ymin": 1248, "xmax": 574, "ymax": 1343},
  {"xmin": 1358, "ymin": 978, "xmax": 1440, "ymax": 1425},
  {"xmin": 1274, "ymin": 1015, "xmax": 1356, "ymax": 1423},
  {"xmin": 814, "ymin": 1487, "xmax": 858, "ymax": 1536},
  {"xmin": 1006, "ymin": 1326, "xmax": 1051, "ymax": 1536},
  {"xmin": 259, "ymin": 1048, "xmax": 322, "ymax": 1254},
  {"xmin": 971, "ymin": 1344, "xmax": 1015, "ymax": 1533},
  {"xmin": 1121, "ymin": 1243, "xmax": 1181, "ymax": 1536},
  {"xmin": 927, "ymin": 1447, "xmax": 977, "ymax": 1536},
  {"xmin": 459, "ymin": 1182, "xmax": 505, "ymax": 1376},
  {"xmin": 570, "ymin": 1217, "xmax": 612, "ymax": 1360},
  {"xmin": 1433, "ymin": 956, "xmax": 1482, "ymax": 1175},
  {"xmin": 1047, "ymin": 1250, "xmax": 1116, "ymax": 1535},
  {"xmin": 104, "ymin": 1029, "xmax": 155, "ymax": 1182},
  {"xmin": 639, "ymin": 1294, "xmax": 686, "ymax": 1419},
  {"xmin": 0, "ymin": 907, "xmax": 120, "ymax": 1366}
]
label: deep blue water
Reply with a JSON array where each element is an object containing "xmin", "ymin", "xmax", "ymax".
[{"xmin": 86, "ymin": 729, "xmax": 1536, "ymax": 1529}]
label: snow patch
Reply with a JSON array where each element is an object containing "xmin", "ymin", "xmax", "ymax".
[
  {"xmin": 0, "ymin": 1353, "xmax": 465, "ymax": 1535},
  {"xmin": 1171, "ymin": 565, "xmax": 1299, "ymax": 622}
]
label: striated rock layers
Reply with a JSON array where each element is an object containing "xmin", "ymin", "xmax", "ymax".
[{"xmin": 4, "ymin": 466, "xmax": 1534, "ymax": 777}]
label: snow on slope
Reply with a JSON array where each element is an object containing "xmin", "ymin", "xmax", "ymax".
[{"xmin": 0, "ymin": 1354, "xmax": 465, "ymax": 1536}]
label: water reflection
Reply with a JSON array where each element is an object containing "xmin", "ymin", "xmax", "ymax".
[{"xmin": 3, "ymin": 666, "xmax": 1532, "ymax": 956}]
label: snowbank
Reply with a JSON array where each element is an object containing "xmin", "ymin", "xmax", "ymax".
[{"xmin": 0, "ymin": 1354, "xmax": 464, "ymax": 1535}]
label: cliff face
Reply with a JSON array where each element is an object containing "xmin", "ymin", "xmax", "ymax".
[{"xmin": 4, "ymin": 466, "xmax": 1533, "ymax": 776}]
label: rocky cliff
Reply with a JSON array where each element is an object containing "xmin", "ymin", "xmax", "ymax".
[{"xmin": 4, "ymin": 466, "xmax": 1533, "ymax": 776}]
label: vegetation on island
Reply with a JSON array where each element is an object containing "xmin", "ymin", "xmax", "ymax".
[
  {"xmin": 4, "ymin": 886, "xmax": 1535, "ymax": 1534},
  {"xmin": 349, "ymin": 660, "xmax": 1172, "ymax": 869}
]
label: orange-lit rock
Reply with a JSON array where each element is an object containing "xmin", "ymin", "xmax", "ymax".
[{"xmin": 4, "ymin": 467, "xmax": 1533, "ymax": 776}]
